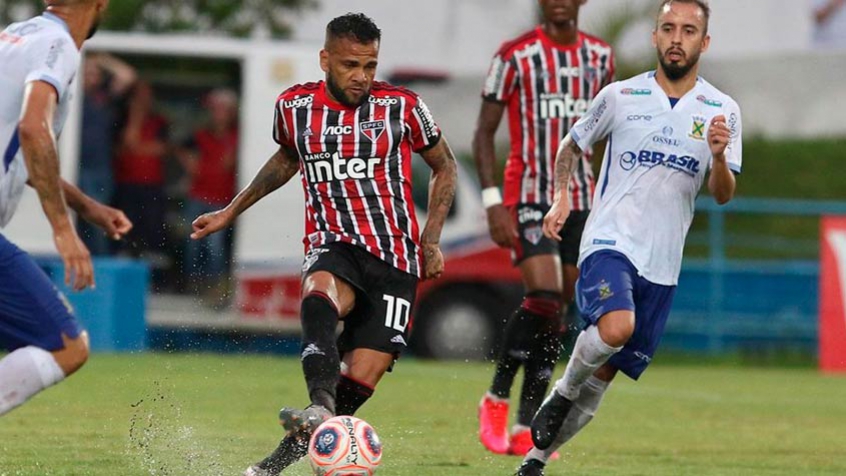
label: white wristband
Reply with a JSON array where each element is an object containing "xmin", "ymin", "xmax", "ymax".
[{"xmin": 481, "ymin": 187, "xmax": 503, "ymax": 209}]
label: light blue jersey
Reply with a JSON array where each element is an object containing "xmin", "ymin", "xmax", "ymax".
[
  {"xmin": 570, "ymin": 72, "xmax": 743, "ymax": 285},
  {"xmin": 0, "ymin": 13, "xmax": 80, "ymax": 227}
]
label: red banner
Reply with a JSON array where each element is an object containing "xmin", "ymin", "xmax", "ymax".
[{"xmin": 820, "ymin": 216, "xmax": 846, "ymax": 373}]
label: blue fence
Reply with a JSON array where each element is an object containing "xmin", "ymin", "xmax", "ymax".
[{"xmin": 662, "ymin": 198, "xmax": 846, "ymax": 356}]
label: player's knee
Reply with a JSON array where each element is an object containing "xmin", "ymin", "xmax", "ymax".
[
  {"xmin": 597, "ymin": 313, "xmax": 634, "ymax": 348},
  {"xmin": 521, "ymin": 291, "xmax": 562, "ymax": 318},
  {"xmin": 55, "ymin": 332, "xmax": 90, "ymax": 375}
]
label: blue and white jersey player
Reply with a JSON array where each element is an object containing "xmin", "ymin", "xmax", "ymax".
[
  {"xmin": 0, "ymin": 0, "xmax": 131, "ymax": 418},
  {"xmin": 515, "ymin": 1, "xmax": 742, "ymax": 474}
]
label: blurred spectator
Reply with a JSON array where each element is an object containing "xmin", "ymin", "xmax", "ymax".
[
  {"xmin": 178, "ymin": 89, "xmax": 239, "ymax": 303},
  {"xmin": 113, "ymin": 81, "xmax": 170, "ymax": 263},
  {"xmin": 78, "ymin": 53, "xmax": 136, "ymax": 255},
  {"xmin": 813, "ymin": 0, "xmax": 846, "ymax": 48}
]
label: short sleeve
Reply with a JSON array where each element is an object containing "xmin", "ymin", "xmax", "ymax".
[
  {"xmin": 569, "ymin": 83, "xmax": 617, "ymax": 150},
  {"xmin": 273, "ymin": 98, "xmax": 294, "ymax": 148},
  {"xmin": 24, "ymin": 34, "xmax": 79, "ymax": 99},
  {"xmin": 724, "ymin": 99, "xmax": 743, "ymax": 174},
  {"xmin": 481, "ymin": 47, "xmax": 519, "ymax": 102},
  {"xmin": 407, "ymin": 96, "xmax": 442, "ymax": 153}
]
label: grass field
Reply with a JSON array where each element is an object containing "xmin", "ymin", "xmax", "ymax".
[{"xmin": 1, "ymin": 354, "xmax": 846, "ymax": 476}]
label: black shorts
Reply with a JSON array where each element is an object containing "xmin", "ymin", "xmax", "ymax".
[
  {"xmin": 511, "ymin": 203, "xmax": 589, "ymax": 266},
  {"xmin": 303, "ymin": 242, "xmax": 418, "ymax": 359}
]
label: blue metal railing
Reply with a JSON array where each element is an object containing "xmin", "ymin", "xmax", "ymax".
[{"xmin": 664, "ymin": 197, "xmax": 846, "ymax": 355}]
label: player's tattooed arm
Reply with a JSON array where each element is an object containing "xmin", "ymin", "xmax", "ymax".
[
  {"xmin": 229, "ymin": 145, "xmax": 300, "ymax": 216},
  {"xmin": 19, "ymin": 81, "xmax": 94, "ymax": 290},
  {"xmin": 543, "ymin": 134, "xmax": 583, "ymax": 241},
  {"xmin": 191, "ymin": 145, "xmax": 299, "ymax": 240},
  {"xmin": 552, "ymin": 134, "xmax": 583, "ymax": 203},
  {"xmin": 419, "ymin": 137, "xmax": 458, "ymax": 279}
]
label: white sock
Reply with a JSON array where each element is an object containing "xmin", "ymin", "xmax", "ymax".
[
  {"xmin": 0, "ymin": 346, "xmax": 66, "ymax": 416},
  {"xmin": 554, "ymin": 326, "xmax": 621, "ymax": 401},
  {"xmin": 526, "ymin": 376, "xmax": 611, "ymax": 464}
]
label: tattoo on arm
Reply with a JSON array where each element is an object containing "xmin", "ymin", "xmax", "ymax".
[
  {"xmin": 229, "ymin": 146, "xmax": 300, "ymax": 216},
  {"xmin": 420, "ymin": 138, "xmax": 458, "ymax": 245},
  {"xmin": 553, "ymin": 136, "xmax": 583, "ymax": 202}
]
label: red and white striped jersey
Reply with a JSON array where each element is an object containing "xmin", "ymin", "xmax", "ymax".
[
  {"xmin": 273, "ymin": 81, "xmax": 441, "ymax": 277},
  {"xmin": 483, "ymin": 28, "xmax": 615, "ymax": 210}
]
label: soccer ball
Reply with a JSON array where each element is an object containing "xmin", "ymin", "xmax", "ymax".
[{"xmin": 308, "ymin": 415, "xmax": 382, "ymax": 475}]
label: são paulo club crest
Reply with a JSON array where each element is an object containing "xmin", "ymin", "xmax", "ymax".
[{"xmin": 360, "ymin": 120, "xmax": 386, "ymax": 142}]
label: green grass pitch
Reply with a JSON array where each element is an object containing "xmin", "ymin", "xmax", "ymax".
[{"xmin": 1, "ymin": 353, "xmax": 845, "ymax": 475}]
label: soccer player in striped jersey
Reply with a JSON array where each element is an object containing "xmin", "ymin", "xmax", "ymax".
[
  {"xmin": 1, "ymin": 0, "xmax": 133, "ymax": 417},
  {"xmin": 522, "ymin": 1, "xmax": 742, "ymax": 474},
  {"xmin": 189, "ymin": 13, "xmax": 457, "ymax": 476},
  {"xmin": 474, "ymin": 0, "xmax": 615, "ymax": 458}
]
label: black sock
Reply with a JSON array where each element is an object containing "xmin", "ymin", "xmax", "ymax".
[
  {"xmin": 518, "ymin": 329, "xmax": 561, "ymax": 426},
  {"xmin": 335, "ymin": 375, "xmax": 375, "ymax": 416},
  {"xmin": 490, "ymin": 307, "xmax": 534, "ymax": 398},
  {"xmin": 514, "ymin": 291, "xmax": 562, "ymax": 426},
  {"xmin": 257, "ymin": 435, "xmax": 309, "ymax": 473},
  {"xmin": 300, "ymin": 293, "xmax": 340, "ymax": 414},
  {"xmin": 491, "ymin": 291, "xmax": 562, "ymax": 400}
]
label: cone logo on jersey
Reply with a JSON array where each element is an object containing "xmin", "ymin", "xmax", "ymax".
[{"xmin": 361, "ymin": 120, "xmax": 385, "ymax": 142}]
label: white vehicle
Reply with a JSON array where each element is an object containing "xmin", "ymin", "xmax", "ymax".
[{"xmin": 5, "ymin": 32, "xmax": 522, "ymax": 359}]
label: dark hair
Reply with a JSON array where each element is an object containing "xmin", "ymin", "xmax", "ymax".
[
  {"xmin": 326, "ymin": 13, "xmax": 381, "ymax": 45},
  {"xmin": 658, "ymin": 0, "xmax": 711, "ymax": 32}
]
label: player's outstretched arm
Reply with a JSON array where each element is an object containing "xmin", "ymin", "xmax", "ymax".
[
  {"xmin": 706, "ymin": 115, "xmax": 736, "ymax": 205},
  {"xmin": 543, "ymin": 134, "xmax": 583, "ymax": 242},
  {"xmin": 472, "ymin": 100, "xmax": 517, "ymax": 248},
  {"xmin": 61, "ymin": 179, "xmax": 133, "ymax": 241},
  {"xmin": 191, "ymin": 145, "xmax": 299, "ymax": 240},
  {"xmin": 19, "ymin": 81, "xmax": 93, "ymax": 291},
  {"xmin": 419, "ymin": 137, "xmax": 458, "ymax": 280}
]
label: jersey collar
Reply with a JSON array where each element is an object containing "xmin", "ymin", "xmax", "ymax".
[
  {"xmin": 42, "ymin": 12, "xmax": 70, "ymax": 33},
  {"xmin": 535, "ymin": 26, "xmax": 583, "ymax": 51}
]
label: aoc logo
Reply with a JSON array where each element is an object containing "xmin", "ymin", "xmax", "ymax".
[
  {"xmin": 303, "ymin": 151, "xmax": 381, "ymax": 183},
  {"xmin": 620, "ymin": 150, "xmax": 701, "ymax": 176},
  {"xmin": 323, "ymin": 125, "xmax": 353, "ymax": 136},
  {"xmin": 283, "ymin": 95, "xmax": 313, "ymax": 109}
]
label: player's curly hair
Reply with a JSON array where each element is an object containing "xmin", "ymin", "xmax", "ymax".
[
  {"xmin": 658, "ymin": 0, "xmax": 711, "ymax": 33},
  {"xmin": 326, "ymin": 13, "xmax": 382, "ymax": 45}
]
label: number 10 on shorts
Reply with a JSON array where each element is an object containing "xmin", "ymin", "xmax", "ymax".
[{"xmin": 383, "ymin": 294, "xmax": 411, "ymax": 332}]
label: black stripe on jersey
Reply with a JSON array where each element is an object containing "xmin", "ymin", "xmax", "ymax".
[
  {"xmin": 295, "ymin": 104, "xmax": 329, "ymax": 232},
  {"xmin": 532, "ymin": 49, "xmax": 549, "ymax": 204},
  {"xmin": 356, "ymin": 102, "xmax": 396, "ymax": 266},
  {"xmin": 388, "ymin": 98, "xmax": 418, "ymax": 276},
  {"xmin": 323, "ymin": 108, "xmax": 357, "ymax": 237}
]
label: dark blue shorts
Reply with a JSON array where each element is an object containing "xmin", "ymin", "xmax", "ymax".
[
  {"xmin": 0, "ymin": 234, "xmax": 83, "ymax": 352},
  {"xmin": 576, "ymin": 250, "xmax": 676, "ymax": 380}
]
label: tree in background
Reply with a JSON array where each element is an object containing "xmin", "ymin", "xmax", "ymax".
[{"xmin": 0, "ymin": 0, "xmax": 315, "ymax": 38}]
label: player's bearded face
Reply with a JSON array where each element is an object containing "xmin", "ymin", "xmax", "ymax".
[
  {"xmin": 653, "ymin": 4, "xmax": 709, "ymax": 81},
  {"xmin": 656, "ymin": 42, "xmax": 702, "ymax": 81},
  {"xmin": 322, "ymin": 38, "xmax": 379, "ymax": 108}
]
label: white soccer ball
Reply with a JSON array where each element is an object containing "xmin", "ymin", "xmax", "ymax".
[{"xmin": 308, "ymin": 415, "xmax": 382, "ymax": 475}]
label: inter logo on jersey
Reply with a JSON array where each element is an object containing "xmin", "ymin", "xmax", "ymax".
[{"xmin": 361, "ymin": 120, "xmax": 385, "ymax": 142}]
